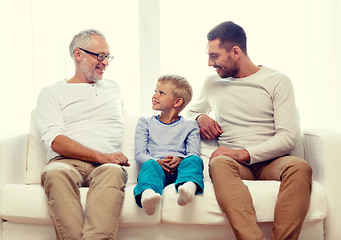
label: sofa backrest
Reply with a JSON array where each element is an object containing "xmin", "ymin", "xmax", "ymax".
[
  {"xmin": 26, "ymin": 110, "xmax": 47, "ymax": 184},
  {"xmin": 26, "ymin": 110, "xmax": 217, "ymax": 185}
]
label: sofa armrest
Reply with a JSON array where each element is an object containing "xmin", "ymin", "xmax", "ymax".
[
  {"xmin": 0, "ymin": 134, "xmax": 29, "ymax": 187},
  {"xmin": 303, "ymin": 129, "xmax": 341, "ymax": 240}
]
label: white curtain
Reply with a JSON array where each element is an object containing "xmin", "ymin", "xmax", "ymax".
[
  {"xmin": 0, "ymin": 0, "xmax": 139, "ymax": 138},
  {"xmin": 1, "ymin": 0, "xmax": 340, "ymax": 139},
  {"xmin": 159, "ymin": 0, "xmax": 341, "ymax": 132}
]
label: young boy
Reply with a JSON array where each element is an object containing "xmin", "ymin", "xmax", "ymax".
[{"xmin": 133, "ymin": 74, "xmax": 204, "ymax": 215}]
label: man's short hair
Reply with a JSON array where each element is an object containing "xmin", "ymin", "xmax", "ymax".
[
  {"xmin": 69, "ymin": 29, "xmax": 105, "ymax": 59},
  {"xmin": 207, "ymin": 21, "xmax": 247, "ymax": 54},
  {"xmin": 157, "ymin": 74, "xmax": 193, "ymax": 112}
]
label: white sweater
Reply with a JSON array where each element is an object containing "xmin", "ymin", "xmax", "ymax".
[
  {"xmin": 187, "ymin": 66, "xmax": 303, "ymax": 164},
  {"xmin": 37, "ymin": 79, "xmax": 123, "ymax": 161}
]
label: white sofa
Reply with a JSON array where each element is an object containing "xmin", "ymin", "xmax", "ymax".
[{"xmin": 0, "ymin": 110, "xmax": 339, "ymax": 240}]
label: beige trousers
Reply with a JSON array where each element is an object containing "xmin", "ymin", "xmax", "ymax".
[
  {"xmin": 209, "ymin": 155, "xmax": 312, "ymax": 240},
  {"xmin": 41, "ymin": 157, "xmax": 127, "ymax": 240}
]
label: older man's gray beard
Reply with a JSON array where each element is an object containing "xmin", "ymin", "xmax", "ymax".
[{"xmin": 80, "ymin": 58, "xmax": 102, "ymax": 83}]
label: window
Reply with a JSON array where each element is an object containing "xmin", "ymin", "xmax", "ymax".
[
  {"xmin": 1, "ymin": 0, "xmax": 340, "ymax": 137},
  {"xmin": 158, "ymin": 0, "xmax": 341, "ymax": 131},
  {"xmin": 31, "ymin": 0, "xmax": 140, "ymax": 114}
]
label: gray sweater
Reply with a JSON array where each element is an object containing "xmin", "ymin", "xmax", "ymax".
[
  {"xmin": 187, "ymin": 66, "xmax": 303, "ymax": 164},
  {"xmin": 134, "ymin": 116, "xmax": 200, "ymax": 166}
]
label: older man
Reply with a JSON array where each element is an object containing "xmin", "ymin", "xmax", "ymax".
[{"xmin": 37, "ymin": 29, "xmax": 129, "ymax": 240}]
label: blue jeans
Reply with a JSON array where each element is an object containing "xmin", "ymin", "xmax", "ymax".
[{"xmin": 134, "ymin": 155, "xmax": 204, "ymax": 207}]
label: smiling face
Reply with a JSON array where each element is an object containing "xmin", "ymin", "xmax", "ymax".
[
  {"xmin": 207, "ymin": 39, "xmax": 239, "ymax": 78},
  {"xmin": 152, "ymin": 83, "xmax": 177, "ymax": 112},
  {"xmin": 78, "ymin": 35, "xmax": 110, "ymax": 83}
]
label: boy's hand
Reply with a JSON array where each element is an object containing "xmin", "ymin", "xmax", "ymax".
[
  {"xmin": 157, "ymin": 158, "xmax": 171, "ymax": 173},
  {"xmin": 167, "ymin": 156, "xmax": 182, "ymax": 173},
  {"xmin": 157, "ymin": 156, "xmax": 182, "ymax": 174}
]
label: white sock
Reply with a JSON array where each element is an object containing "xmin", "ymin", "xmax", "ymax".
[
  {"xmin": 177, "ymin": 181, "xmax": 197, "ymax": 206},
  {"xmin": 141, "ymin": 189, "xmax": 161, "ymax": 215}
]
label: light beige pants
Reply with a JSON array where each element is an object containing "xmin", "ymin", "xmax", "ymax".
[
  {"xmin": 209, "ymin": 155, "xmax": 312, "ymax": 240},
  {"xmin": 41, "ymin": 157, "xmax": 128, "ymax": 240}
]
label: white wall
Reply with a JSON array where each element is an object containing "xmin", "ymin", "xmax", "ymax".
[{"xmin": 0, "ymin": 0, "xmax": 35, "ymax": 138}]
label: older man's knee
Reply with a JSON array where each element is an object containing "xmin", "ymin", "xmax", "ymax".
[
  {"xmin": 92, "ymin": 163, "xmax": 128, "ymax": 184},
  {"xmin": 41, "ymin": 162, "xmax": 81, "ymax": 186}
]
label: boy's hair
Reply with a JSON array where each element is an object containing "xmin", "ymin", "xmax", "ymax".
[
  {"xmin": 157, "ymin": 74, "xmax": 193, "ymax": 112},
  {"xmin": 207, "ymin": 21, "xmax": 247, "ymax": 54}
]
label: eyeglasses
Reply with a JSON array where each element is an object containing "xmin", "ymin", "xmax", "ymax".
[{"xmin": 78, "ymin": 48, "xmax": 114, "ymax": 62}]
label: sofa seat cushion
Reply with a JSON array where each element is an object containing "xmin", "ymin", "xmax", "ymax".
[
  {"xmin": 161, "ymin": 180, "xmax": 327, "ymax": 225},
  {"xmin": 0, "ymin": 184, "xmax": 160, "ymax": 227},
  {"xmin": 0, "ymin": 180, "xmax": 327, "ymax": 228}
]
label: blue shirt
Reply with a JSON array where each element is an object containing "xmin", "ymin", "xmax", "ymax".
[{"xmin": 135, "ymin": 115, "xmax": 200, "ymax": 166}]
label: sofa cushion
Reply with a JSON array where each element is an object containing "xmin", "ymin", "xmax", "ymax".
[
  {"xmin": 161, "ymin": 180, "xmax": 327, "ymax": 224},
  {"xmin": 0, "ymin": 180, "xmax": 327, "ymax": 227},
  {"xmin": 0, "ymin": 184, "xmax": 160, "ymax": 227}
]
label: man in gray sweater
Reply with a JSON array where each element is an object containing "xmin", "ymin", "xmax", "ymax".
[{"xmin": 187, "ymin": 21, "xmax": 312, "ymax": 240}]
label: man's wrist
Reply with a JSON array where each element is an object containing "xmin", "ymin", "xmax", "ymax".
[
  {"xmin": 92, "ymin": 151, "xmax": 103, "ymax": 164},
  {"xmin": 195, "ymin": 114, "xmax": 203, "ymax": 121}
]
